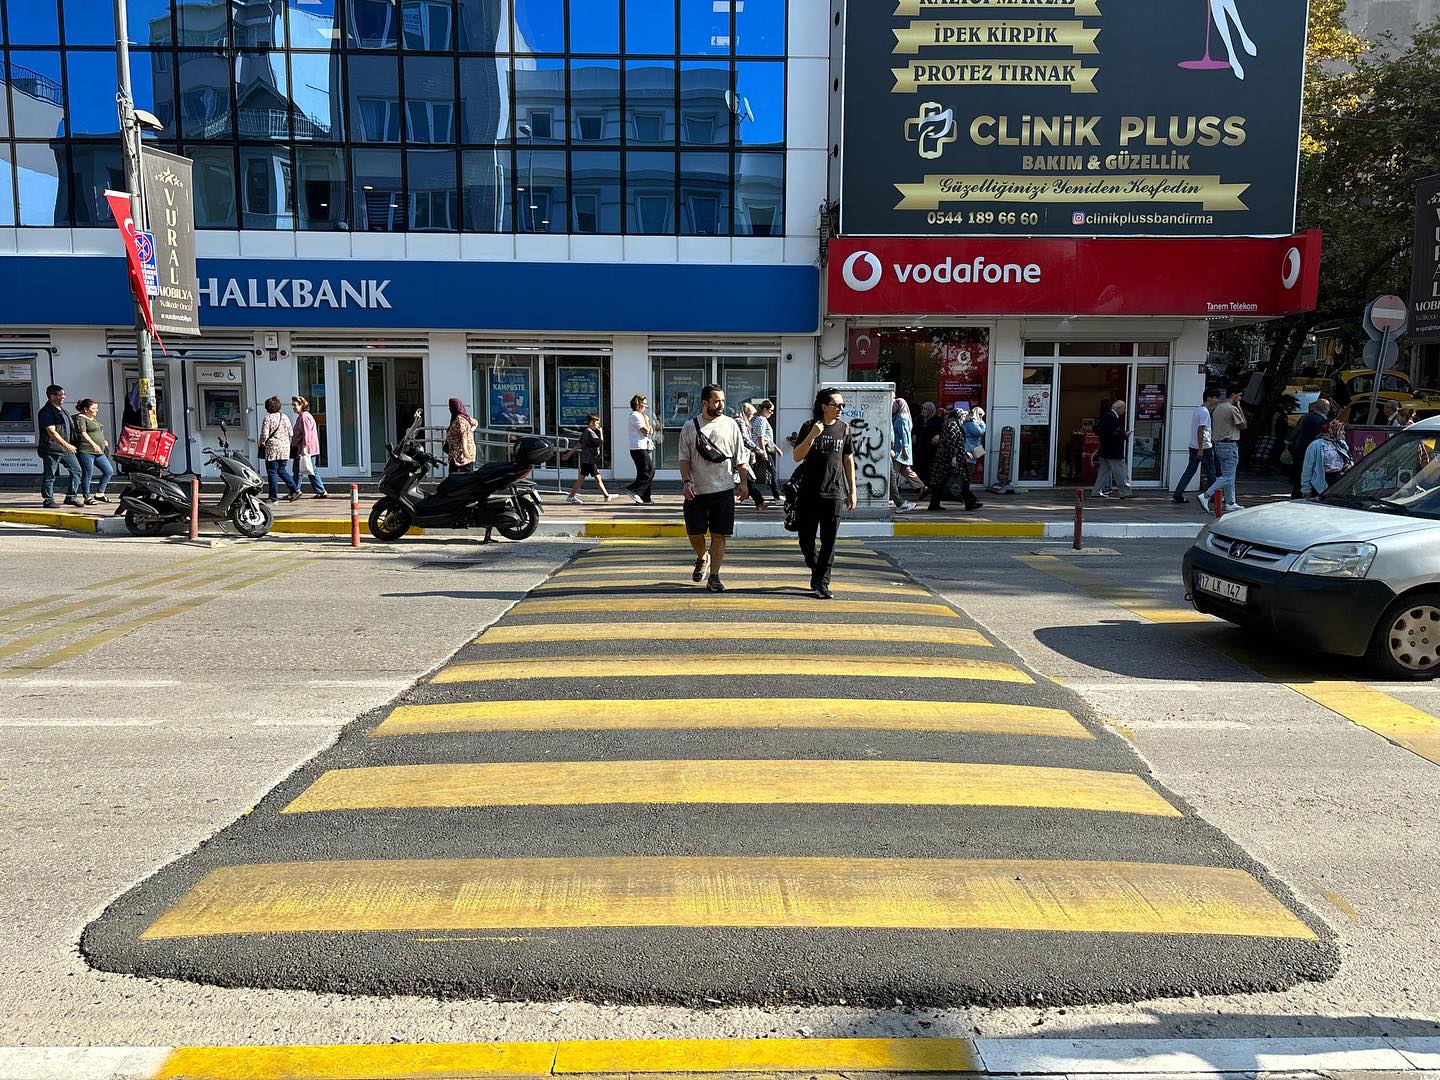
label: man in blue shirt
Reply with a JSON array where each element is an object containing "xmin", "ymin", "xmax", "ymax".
[{"xmin": 37, "ymin": 384, "xmax": 83, "ymax": 508}]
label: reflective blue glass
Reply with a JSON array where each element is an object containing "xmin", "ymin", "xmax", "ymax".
[
  {"xmin": 296, "ymin": 145, "xmax": 346, "ymax": 228},
  {"xmin": 569, "ymin": 0, "xmax": 616, "ymax": 54},
  {"xmin": 288, "ymin": 0, "xmax": 341, "ymax": 47},
  {"xmin": 512, "ymin": 57, "xmax": 563, "ymax": 143},
  {"xmin": 733, "ymin": 150, "xmax": 781, "ymax": 235},
  {"xmin": 177, "ymin": 0, "xmax": 229, "ymax": 46},
  {"xmin": 0, "ymin": 145, "xmax": 15, "ymax": 226},
  {"xmin": 456, "ymin": 0, "xmax": 510, "ymax": 50},
  {"xmin": 189, "ymin": 144, "xmax": 238, "ymax": 226},
  {"xmin": 679, "ymin": 150, "xmax": 726, "ymax": 234},
  {"xmin": 0, "ymin": 65, "xmax": 9, "ymax": 136},
  {"xmin": 734, "ymin": 60, "xmax": 782, "ymax": 145},
  {"xmin": 569, "ymin": 149, "xmax": 617, "ymax": 232},
  {"xmin": 625, "ymin": 150, "xmax": 673, "ymax": 234},
  {"xmin": 408, "ymin": 149, "xmax": 457, "ymax": 230},
  {"xmin": 235, "ymin": 51, "xmax": 290, "ymax": 139},
  {"xmin": 67, "ymin": 0, "xmax": 174, "ymax": 46},
  {"xmin": 679, "ymin": 0, "xmax": 727, "ymax": 55},
  {"xmin": 735, "ymin": 0, "xmax": 783, "ymax": 55},
  {"xmin": 235, "ymin": 0, "xmax": 286, "ymax": 46},
  {"xmin": 9, "ymin": 52, "xmax": 65, "ymax": 140},
  {"xmin": 625, "ymin": 0, "xmax": 674, "ymax": 54},
  {"xmin": 678, "ymin": 60, "xmax": 727, "ymax": 146},
  {"xmin": 404, "ymin": 0, "xmax": 455, "ymax": 49},
  {"xmin": 350, "ymin": 0, "xmax": 399, "ymax": 47},
  {"xmin": 515, "ymin": 148, "xmax": 564, "ymax": 231},
  {"xmin": 352, "ymin": 147, "xmax": 402, "ymax": 229},
  {"xmin": 178, "ymin": 49, "xmax": 233, "ymax": 138},
  {"xmin": 239, "ymin": 144, "xmax": 294, "ymax": 226},
  {"xmin": 68, "ymin": 144, "xmax": 125, "ymax": 225},
  {"xmin": 348, "ymin": 55, "xmax": 400, "ymax": 142},
  {"xmin": 569, "ymin": 58, "xmax": 618, "ymax": 143},
  {"xmin": 65, "ymin": 51, "xmax": 123, "ymax": 137},
  {"xmin": 625, "ymin": 61, "xmax": 673, "ymax": 145},
  {"xmin": 462, "ymin": 148, "xmax": 510, "ymax": 230},
  {"xmin": 404, "ymin": 56, "xmax": 455, "ymax": 144},
  {"xmin": 290, "ymin": 51, "xmax": 344, "ymax": 141},
  {"xmin": 7, "ymin": 1, "xmax": 60, "ymax": 45},
  {"xmin": 460, "ymin": 56, "xmax": 508, "ymax": 143},
  {"xmin": 513, "ymin": 0, "xmax": 562, "ymax": 53},
  {"xmin": 15, "ymin": 141, "xmax": 68, "ymax": 225}
]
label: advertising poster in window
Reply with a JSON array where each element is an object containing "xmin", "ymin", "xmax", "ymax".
[
  {"xmin": 662, "ymin": 368, "xmax": 705, "ymax": 428},
  {"xmin": 1137, "ymin": 382, "xmax": 1166, "ymax": 422},
  {"xmin": 722, "ymin": 368, "xmax": 769, "ymax": 412},
  {"xmin": 937, "ymin": 330, "xmax": 990, "ymax": 411},
  {"xmin": 488, "ymin": 369, "xmax": 532, "ymax": 428},
  {"xmin": 557, "ymin": 367, "xmax": 601, "ymax": 429},
  {"xmin": 1022, "ymin": 384, "xmax": 1052, "ymax": 425},
  {"xmin": 839, "ymin": 0, "xmax": 1308, "ymax": 236}
]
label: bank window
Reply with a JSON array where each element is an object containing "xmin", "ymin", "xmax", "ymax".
[{"xmin": 545, "ymin": 356, "xmax": 612, "ymax": 466}]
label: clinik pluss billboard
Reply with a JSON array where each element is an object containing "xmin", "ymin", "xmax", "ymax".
[{"xmin": 840, "ymin": 0, "xmax": 1310, "ymax": 237}]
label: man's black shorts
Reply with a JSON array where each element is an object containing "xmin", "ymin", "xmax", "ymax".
[
  {"xmin": 578, "ymin": 462, "xmax": 598, "ymax": 477},
  {"xmin": 683, "ymin": 489, "xmax": 736, "ymax": 536}
]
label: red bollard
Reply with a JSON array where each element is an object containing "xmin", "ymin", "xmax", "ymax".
[
  {"xmin": 1212, "ymin": 489, "xmax": 1224, "ymax": 517},
  {"xmin": 189, "ymin": 478, "xmax": 200, "ymax": 541},
  {"xmin": 1074, "ymin": 488, "xmax": 1084, "ymax": 551},
  {"xmin": 350, "ymin": 483, "xmax": 361, "ymax": 548}
]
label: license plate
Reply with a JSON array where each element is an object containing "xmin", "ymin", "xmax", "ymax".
[{"xmin": 1196, "ymin": 572, "xmax": 1248, "ymax": 604}]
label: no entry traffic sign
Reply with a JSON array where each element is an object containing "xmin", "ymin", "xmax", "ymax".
[{"xmin": 1368, "ymin": 294, "xmax": 1408, "ymax": 334}]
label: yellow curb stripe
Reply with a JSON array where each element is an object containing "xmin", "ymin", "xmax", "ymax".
[
  {"xmin": 371, "ymin": 698, "xmax": 1091, "ymax": 738},
  {"xmin": 154, "ymin": 1041, "xmax": 556, "ymax": 1079},
  {"xmin": 0, "ymin": 508, "xmax": 99, "ymax": 533},
  {"xmin": 511, "ymin": 596, "xmax": 959, "ymax": 618},
  {"xmin": 1016, "ymin": 555, "xmax": 1212, "ymax": 624},
  {"xmin": 537, "ymin": 578, "xmax": 928, "ymax": 597},
  {"xmin": 138, "ymin": 856, "xmax": 1316, "ymax": 940},
  {"xmin": 282, "ymin": 760, "xmax": 1179, "ymax": 815},
  {"xmin": 585, "ymin": 522, "xmax": 689, "ymax": 537},
  {"xmin": 431, "ymin": 655, "xmax": 1031, "ymax": 685},
  {"xmin": 475, "ymin": 622, "xmax": 991, "ymax": 647},
  {"xmin": 895, "ymin": 521, "xmax": 1046, "ymax": 538},
  {"xmin": 0, "ymin": 596, "xmax": 213, "ymax": 677}
]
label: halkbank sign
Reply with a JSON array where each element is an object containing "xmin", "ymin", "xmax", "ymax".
[{"xmin": 198, "ymin": 277, "xmax": 394, "ymax": 310}]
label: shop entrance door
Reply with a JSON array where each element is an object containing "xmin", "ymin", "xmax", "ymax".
[
  {"xmin": 296, "ymin": 354, "xmax": 371, "ymax": 477},
  {"xmin": 1054, "ymin": 363, "xmax": 1130, "ymax": 488}
]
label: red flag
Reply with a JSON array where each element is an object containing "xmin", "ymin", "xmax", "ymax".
[{"xmin": 105, "ymin": 189, "xmax": 166, "ymax": 354}]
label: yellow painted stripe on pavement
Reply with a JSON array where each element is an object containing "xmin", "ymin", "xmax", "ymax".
[
  {"xmin": 554, "ymin": 563, "xmax": 895, "ymax": 579},
  {"xmin": 283, "ymin": 760, "xmax": 1178, "ymax": 815},
  {"xmin": 1016, "ymin": 555, "xmax": 1212, "ymax": 623},
  {"xmin": 476, "ymin": 621, "xmax": 991, "ymax": 646},
  {"xmin": 577, "ymin": 550, "xmax": 886, "ymax": 564},
  {"xmin": 0, "ymin": 593, "xmax": 65, "ymax": 619},
  {"xmin": 432, "ymin": 654, "xmax": 1030, "ymax": 684},
  {"xmin": 86, "ymin": 550, "xmax": 262, "ymax": 591},
  {"xmin": 538, "ymin": 577, "xmax": 928, "ymax": 597},
  {"xmin": 139, "ymin": 855, "xmax": 1316, "ymax": 939},
  {"xmin": 372, "ymin": 698, "xmax": 1090, "ymax": 738},
  {"xmin": 218, "ymin": 559, "xmax": 316, "ymax": 591},
  {"xmin": 0, "ymin": 592, "xmax": 118, "ymax": 634},
  {"xmin": 0, "ymin": 596, "xmax": 213, "ymax": 677},
  {"xmin": 513, "ymin": 596, "xmax": 959, "ymax": 618},
  {"xmin": 154, "ymin": 1041, "xmax": 556, "ymax": 1079},
  {"xmin": 0, "ymin": 594, "xmax": 170, "ymax": 661}
]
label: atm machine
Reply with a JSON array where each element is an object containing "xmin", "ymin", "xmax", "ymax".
[
  {"xmin": 191, "ymin": 362, "xmax": 249, "ymax": 474},
  {"xmin": 0, "ymin": 356, "xmax": 38, "ymax": 476}
]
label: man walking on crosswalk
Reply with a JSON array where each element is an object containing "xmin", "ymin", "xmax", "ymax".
[{"xmin": 678, "ymin": 384, "xmax": 752, "ymax": 592}]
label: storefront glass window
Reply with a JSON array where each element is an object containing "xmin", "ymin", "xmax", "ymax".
[
  {"xmin": 351, "ymin": 147, "xmax": 403, "ymax": 230},
  {"xmin": 239, "ymin": 144, "xmax": 294, "ymax": 227},
  {"xmin": 298, "ymin": 356, "xmax": 329, "ymax": 468},
  {"xmin": 190, "ymin": 145, "xmax": 239, "ymax": 227},
  {"xmin": 68, "ymin": 144, "xmax": 125, "ymax": 226},
  {"xmin": 1131, "ymin": 363, "xmax": 1168, "ymax": 482},
  {"xmin": 546, "ymin": 356, "xmax": 611, "ymax": 465},
  {"xmin": 472, "ymin": 353, "xmax": 539, "ymax": 460},
  {"xmin": 408, "ymin": 149, "xmax": 458, "ymax": 231},
  {"xmin": 1019, "ymin": 365, "xmax": 1054, "ymax": 483},
  {"xmin": 652, "ymin": 355, "xmax": 707, "ymax": 469},
  {"xmin": 1058, "ymin": 341, "xmax": 1134, "ymax": 358},
  {"xmin": 516, "ymin": 148, "xmax": 566, "ymax": 231}
]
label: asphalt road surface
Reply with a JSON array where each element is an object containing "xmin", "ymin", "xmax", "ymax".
[{"xmin": 82, "ymin": 539, "xmax": 1336, "ymax": 1006}]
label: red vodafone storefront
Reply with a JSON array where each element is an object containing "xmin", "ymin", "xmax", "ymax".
[{"xmin": 825, "ymin": 233, "xmax": 1321, "ymax": 490}]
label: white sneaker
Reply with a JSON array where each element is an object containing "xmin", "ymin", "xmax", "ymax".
[
  {"xmin": 628, "ymin": 492, "xmax": 643, "ymax": 505},
  {"xmin": 566, "ymin": 495, "xmax": 583, "ymax": 505},
  {"xmin": 1225, "ymin": 502, "xmax": 1243, "ymax": 511},
  {"xmin": 1194, "ymin": 493, "xmax": 1211, "ymax": 513},
  {"xmin": 897, "ymin": 501, "xmax": 916, "ymax": 513},
  {"xmin": 604, "ymin": 493, "xmax": 617, "ymax": 502}
]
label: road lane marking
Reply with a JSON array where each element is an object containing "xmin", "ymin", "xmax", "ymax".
[
  {"xmin": 572, "ymin": 553, "xmax": 888, "ymax": 568},
  {"xmin": 431, "ymin": 655, "xmax": 1031, "ymax": 685},
  {"xmin": 552, "ymin": 564, "xmax": 899, "ymax": 579},
  {"xmin": 371, "ymin": 698, "xmax": 1091, "ymax": 738},
  {"xmin": 84, "ymin": 550, "xmax": 263, "ymax": 592},
  {"xmin": 474, "ymin": 622, "xmax": 991, "ymax": 647},
  {"xmin": 1015, "ymin": 555, "xmax": 1211, "ymax": 623},
  {"xmin": 0, "ymin": 593, "xmax": 119, "ymax": 634},
  {"xmin": 0, "ymin": 597, "xmax": 213, "ymax": 676},
  {"xmin": 537, "ymin": 577, "xmax": 929, "ymax": 597},
  {"xmin": 512, "ymin": 596, "xmax": 960, "ymax": 618},
  {"xmin": 154, "ymin": 1041, "xmax": 558, "ymax": 1079},
  {"xmin": 0, "ymin": 595, "xmax": 171, "ymax": 661},
  {"xmin": 0, "ymin": 593, "xmax": 65, "ymax": 620},
  {"xmin": 282, "ymin": 760, "xmax": 1179, "ymax": 815},
  {"xmin": 218, "ymin": 559, "xmax": 318, "ymax": 591},
  {"xmin": 138, "ymin": 856, "xmax": 1317, "ymax": 939}
]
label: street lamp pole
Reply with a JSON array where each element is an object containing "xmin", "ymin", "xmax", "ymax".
[{"xmin": 113, "ymin": 0, "xmax": 158, "ymax": 430}]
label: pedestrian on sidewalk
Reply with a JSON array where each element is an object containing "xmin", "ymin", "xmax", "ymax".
[
  {"xmin": 1288, "ymin": 398, "xmax": 1331, "ymax": 499},
  {"xmin": 37, "ymin": 385, "xmax": 82, "ymax": 508},
  {"xmin": 1173, "ymin": 387, "xmax": 1219, "ymax": 502},
  {"xmin": 890, "ymin": 398, "xmax": 919, "ymax": 513},
  {"xmin": 258, "ymin": 396, "xmax": 301, "ymax": 503},
  {"xmin": 1199, "ymin": 387, "xmax": 1247, "ymax": 512},
  {"xmin": 1092, "ymin": 399, "xmax": 1133, "ymax": 499},
  {"xmin": 963, "ymin": 406, "xmax": 987, "ymax": 485},
  {"xmin": 289, "ymin": 396, "xmax": 328, "ymax": 499},
  {"xmin": 738, "ymin": 404, "xmax": 770, "ymax": 511},
  {"xmin": 915, "ymin": 401, "xmax": 941, "ymax": 487},
  {"xmin": 71, "ymin": 398, "xmax": 113, "ymax": 506},
  {"xmin": 626, "ymin": 394, "xmax": 655, "ymax": 505},
  {"xmin": 794, "ymin": 388, "xmax": 857, "ymax": 599},
  {"xmin": 926, "ymin": 405, "xmax": 982, "ymax": 512},
  {"xmin": 753, "ymin": 400, "xmax": 782, "ymax": 503},
  {"xmin": 1319, "ymin": 417, "xmax": 1354, "ymax": 487},
  {"xmin": 567, "ymin": 414, "xmax": 616, "ymax": 504},
  {"xmin": 445, "ymin": 397, "xmax": 478, "ymax": 473},
  {"xmin": 1299, "ymin": 421, "xmax": 1331, "ymax": 498},
  {"xmin": 678, "ymin": 383, "xmax": 752, "ymax": 592}
]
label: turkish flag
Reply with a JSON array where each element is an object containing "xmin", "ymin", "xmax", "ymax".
[{"xmin": 104, "ymin": 189, "xmax": 165, "ymax": 353}]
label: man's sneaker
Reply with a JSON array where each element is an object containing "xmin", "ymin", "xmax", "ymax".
[
  {"xmin": 41, "ymin": 500, "xmax": 57, "ymax": 509},
  {"xmin": 692, "ymin": 553, "xmax": 710, "ymax": 582},
  {"xmin": 628, "ymin": 492, "xmax": 643, "ymax": 504},
  {"xmin": 566, "ymin": 495, "xmax": 583, "ymax": 505},
  {"xmin": 897, "ymin": 501, "xmax": 916, "ymax": 513},
  {"xmin": 1194, "ymin": 493, "xmax": 1211, "ymax": 514},
  {"xmin": 1171, "ymin": 495, "xmax": 1187, "ymax": 503},
  {"xmin": 707, "ymin": 574, "xmax": 725, "ymax": 592},
  {"xmin": 1225, "ymin": 502, "xmax": 1244, "ymax": 511},
  {"xmin": 604, "ymin": 493, "xmax": 617, "ymax": 502},
  {"xmin": 63, "ymin": 497, "xmax": 82, "ymax": 507},
  {"xmin": 814, "ymin": 584, "xmax": 833, "ymax": 600}
]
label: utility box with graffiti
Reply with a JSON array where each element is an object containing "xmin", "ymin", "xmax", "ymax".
[{"xmin": 822, "ymin": 381, "xmax": 894, "ymax": 520}]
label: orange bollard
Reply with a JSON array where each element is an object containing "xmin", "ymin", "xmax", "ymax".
[
  {"xmin": 1212, "ymin": 489, "xmax": 1224, "ymax": 517},
  {"xmin": 189, "ymin": 478, "xmax": 200, "ymax": 540},
  {"xmin": 350, "ymin": 483, "xmax": 361, "ymax": 548},
  {"xmin": 1073, "ymin": 488, "xmax": 1084, "ymax": 551}
]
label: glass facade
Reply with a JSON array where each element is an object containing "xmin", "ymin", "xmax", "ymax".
[{"xmin": 0, "ymin": 0, "xmax": 787, "ymax": 232}]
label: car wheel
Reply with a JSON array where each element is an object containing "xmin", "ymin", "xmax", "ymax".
[{"xmin": 1369, "ymin": 591, "xmax": 1440, "ymax": 679}]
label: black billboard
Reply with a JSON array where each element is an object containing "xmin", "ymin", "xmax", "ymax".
[
  {"xmin": 141, "ymin": 147, "xmax": 201, "ymax": 337},
  {"xmin": 1412, "ymin": 174, "xmax": 1440, "ymax": 343},
  {"xmin": 840, "ymin": 0, "xmax": 1310, "ymax": 237}
]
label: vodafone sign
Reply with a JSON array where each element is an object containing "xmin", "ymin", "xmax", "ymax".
[{"xmin": 827, "ymin": 232, "xmax": 1322, "ymax": 319}]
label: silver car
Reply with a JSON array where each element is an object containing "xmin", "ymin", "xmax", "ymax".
[{"xmin": 1183, "ymin": 417, "xmax": 1440, "ymax": 678}]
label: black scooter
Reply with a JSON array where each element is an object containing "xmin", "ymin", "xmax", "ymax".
[
  {"xmin": 117, "ymin": 424, "xmax": 271, "ymax": 538},
  {"xmin": 368, "ymin": 411, "xmax": 550, "ymax": 542}
]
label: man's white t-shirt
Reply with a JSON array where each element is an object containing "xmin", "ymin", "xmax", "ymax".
[
  {"xmin": 1189, "ymin": 404, "xmax": 1213, "ymax": 450},
  {"xmin": 628, "ymin": 409, "xmax": 653, "ymax": 451}
]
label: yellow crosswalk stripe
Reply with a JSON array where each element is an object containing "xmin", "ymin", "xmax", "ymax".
[
  {"xmin": 553, "ymin": 564, "xmax": 897, "ymax": 579},
  {"xmin": 0, "ymin": 593, "xmax": 119, "ymax": 634},
  {"xmin": 474, "ymin": 622, "xmax": 991, "ymax": 647},
  {"xmin": 432, "ymin": 655, "xmax": 1031, "ymax": 684},
  {"xmin": 537, "ymin": 578, "xmax": 929, "ymax": 597},
  {"xmin": 283, "ymin": 760, "xmax": 1179, "ymax": 815},
  {"xmin": 139, "ymin": 856, "xmax": 1317, "ymax": 939},
  {"xmin": 84, "ymin": 550, "xmax": 264, "ymax": 592},
  {"xmin": 0, "ymin": 596, "xmax": 213, "ymax": 677},
  {"xmin": 371, "ymin": 698, "xmax": 1091, "ymax": 738},
  {"xmin": 574, "ymin": 552, "xmax": 887, "ymax": 567},
  {"xmin": 1016, "ymin": 555, "xmax": 1211, "ymax": 624},
  {"xmin": 0, "ymin": 594, "xmax": 169, "ymax": 661},
  {"xmin": 0, "ymin": 594, "xmax": 64, "ymax": 620},
  {"xmin": 512, "ymin": 596, "xmax": 959, "ymax": 618}
]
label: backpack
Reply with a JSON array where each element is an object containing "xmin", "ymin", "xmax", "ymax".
[{"xmin": 780, "ymin": 462, "xmax": 806, "ymax": 531}]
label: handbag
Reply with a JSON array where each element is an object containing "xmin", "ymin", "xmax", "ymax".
[{"xmin": 944, "ymin": 474, "xmax": 970, "ymax": 500}]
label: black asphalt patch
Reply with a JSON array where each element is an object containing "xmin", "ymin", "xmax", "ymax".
[{"xmin": 82, "ymin": 541, "xmax": 1338, "ymax": 1005}]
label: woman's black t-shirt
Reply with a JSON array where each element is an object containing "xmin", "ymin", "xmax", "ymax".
[{"xmin": 797, "ymin": 419, "xmax": 854, "ymax": 502}]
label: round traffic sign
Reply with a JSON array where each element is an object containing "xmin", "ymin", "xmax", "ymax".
[
  {"xmin": 1370, "ymin": 294, "xmax": 1408, "ymax": 332},
  {"xmin": 133, "ymin": 232, "xmax": 154, "ymax": 263}
]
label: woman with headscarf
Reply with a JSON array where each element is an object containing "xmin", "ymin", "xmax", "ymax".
[
  {"xmin": 926, "ymin": 405, "xmax": 982, "ymax": 512},
  {"xmin": 445, "ymin": 397, "xmax": 478, "ymax": 473}
]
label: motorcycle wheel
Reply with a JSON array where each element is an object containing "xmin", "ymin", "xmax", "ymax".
[
  {"xmin": 369, "ymin": 498, "xmax": 413, "ymax": 541},
  {"xmin": 494, "ymin": 500, "xmax": 540, "ymax": 541},
  {"xmin": 230, "ymin": 496, "xmax": 273, "ymax": 538},
  {"xmin": 124, "ymin": 508, "xmax": 167, "ymax": 537}
]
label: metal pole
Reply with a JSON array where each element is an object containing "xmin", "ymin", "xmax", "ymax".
[
  {"xmin": 1073, "ymin": 488, "xmax": 1083, "ymax": 551},
  {"xmin": 113, "ymin": 0, "xmax": 157, "ymax": 430},
  {"xmin": 1365, "ymin": 326, "xmax": 1391, "ymax": 428},
  {"xmin": 189, "ymin": 478, "xmax": 199, "ymax": 540}
]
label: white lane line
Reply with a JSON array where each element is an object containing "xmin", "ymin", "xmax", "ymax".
[
  {"xmin": 304, "ymin": 679, "xmax": 411, "ymax": 688},
  {"xmin": 7, "ymin": 678, "xmax": 184, "ymax": 689},
  {"xmin": 0, "ymin": 718, "xmax": 166, "ymax": 728}
]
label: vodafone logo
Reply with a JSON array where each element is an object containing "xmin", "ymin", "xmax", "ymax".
[
  {"xmin": 1281, "ymin": 246, "xmax": 1302, "ymax": 290},
  {"xmin": 842, "ymin": 250, "xmax": 883, "ymax": 292}
]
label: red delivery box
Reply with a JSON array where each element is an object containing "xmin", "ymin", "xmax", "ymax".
[{"xmin": 114, "ymin": 425, "xmax": 177, "ymax": 468}]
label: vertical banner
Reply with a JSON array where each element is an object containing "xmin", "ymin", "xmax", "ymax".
[
  {"xmin": 556, "ymin": 366, "xmax": 602, "ymax": 428},
  {"xmin": 823, "ymin": 381, "xmax": 894, "ymax": 519},
  {"xmin": 140, "ymin": 147, "xmax": 201, "ymax": 337},
  {"xmin": 488, "ymin": 368, "xmax": 533, "ymax": 427},
  {"xmin": 104, "ymin": 189, "xmax": 163, "ymax": 348},
  {"xmin": 1411, "ymin": 175, "xmax": 1440, "ymax": 344}
]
